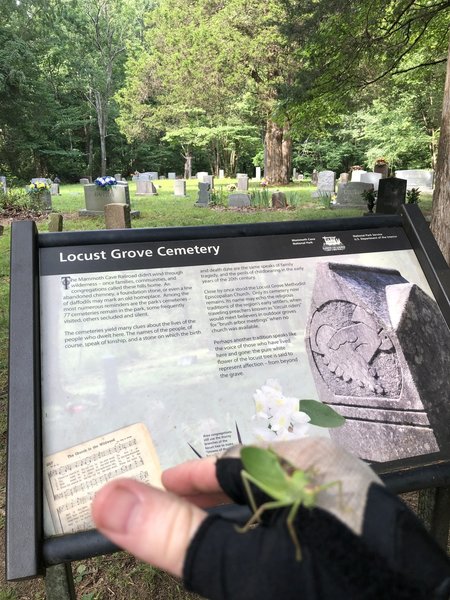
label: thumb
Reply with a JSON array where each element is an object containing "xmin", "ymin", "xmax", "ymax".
[{"xmin": 91, "ymin": 478, "xmax": 208, "ymax": 577}]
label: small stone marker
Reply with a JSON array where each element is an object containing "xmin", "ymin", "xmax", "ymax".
[
  {"xmin": 376, "ymin": 177, "xmax": 407, "ymax": 214},
  {"xmin": 237, "ymin": 174, "xmax": 249, "ymax": 191},
  {"xmin": 340, "ymin": 173, "xmax": 349, "ymax": 184},
  {"xmin": 219, "ymin": 169, "xmax": 225, "ymax": 179},
  {"xmin": 360, "ymin": 172, "xmax": 382, "ymax": 192},
  {"xmin": 228, "ymin": 193, "xmax": 250, "ymax": 208},
  {"xmin": 139, "ymin": 171, "xmax": 159, "ymax": 181},
  {"xmin": 105, "ymin": 203, "xmax": 131, "ymax": 229},
  {"xmin": 334, "ymin": 182, "xmax": 374, "ymax": 209},
  {"xmin": 311, "ymin": 170, "xmax": 318, "ymax": 185},
  {"xmin": 195, "ymin": 182, "xmax": 210, "ymax": 207},
  {"xmin": 255, "ymin": 167, "xmax": 262, "ymax": 181},
  {"xmin": 174, "ymin": 179, "xmax": 187, "ymax": 197},
  {"xmin": 0, "ymin": 175, "xmax": 6, "ymax": 193},
  {"xmin": 312, "ymin": 170, "xmax": 335, "ymax": 198},
  {"xmin": 136, "ymin": 180, "xmax": 157, "ymax": 195},
  {"xmin": 394, "ymin": 169, "xmax": 434, "ymax": 191},
  {"xmin": 168, "ymin": 172, "xmax": 176, "ymax": 180},
  {"xmin": 114, "ymin": 173, "xmax": 122, "ymax": 181},
  {"xmin": 48, "ymin": 213, "xmax": 63, "ymax": 232},
  {"xmin": 196, "ymin": 171, "xmax": 208, "ymax": 181},
  {"xmin": 203, "ymin": 174, "xmax": 215, "ymax": 188},
  {"xmin": 350, "ymin": 170, "xmax": 367, "ymax": 182},
  {"xmin": 271, "ymin": 191, "xmax": 287, "ymax": 209},
  {"xmin": 79, "ymin": 178, "xmax": 90, "ymax": 185},
  {"xmin": 306, "ymin": 262, "xmax": 450, "ymax": 462},
  {"xmin": 51, "ymin": 183, "xmax": 60, "ymax": 196}
]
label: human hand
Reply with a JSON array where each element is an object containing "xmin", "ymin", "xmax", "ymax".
[{"xmin": 92, "ymin": 438, "xmax": 450, "ymax": 599}]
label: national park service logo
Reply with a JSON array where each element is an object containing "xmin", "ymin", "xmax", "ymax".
[{"xmin": 322, "ymin": 236, "xmax": 345, "ymax": 252}]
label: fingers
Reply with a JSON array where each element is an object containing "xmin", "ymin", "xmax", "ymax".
[
  {"xmin": 162, "ymin": 456, "xmax": 231, "ymax": 508},
  {"xmin": 92, "ymin": 478, "xmax": 208, "ymax": 578}
]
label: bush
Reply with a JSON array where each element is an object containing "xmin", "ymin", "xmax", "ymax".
[{"xmin": 0, "ymin": 187, "xmax": 48, "ymax": 214}]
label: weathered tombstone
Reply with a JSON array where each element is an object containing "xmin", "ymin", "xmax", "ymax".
[
  {"xmin": 139, "ymin": 171, "xmax": 159, "ymax": 181},
  {"xmin": 292, "ymin": 168, "xmax": 297, "ymax": 181},
  {"xmin": 168, "ymin": 172, "xmax": 176, "ymax": 180},
  {"xmin": 350, "ymin": 170, "xmax": 367, "ymax": 182},
  {"xmin": 334, "ymin": 182, "xmax": 374, "ymax": 209},
  {"xmin": 0, "ymin": 175, "xmax": 6, "ymax": 193},
  {"xmin": 311, "ymin": 169, "xmax": 318, "ymax": 185},
  {"xmin": 305, "ymin": 262, "xmax": 450, "ymax": 463},
  {"xmin": 228, "ymin": 193, "xmax": 250, "ymax": 208},
  {"xmin": 174, "ymin": 179, "xmax": 187, "ymax": 197},
  {"xmin": 271, "ymin": 191, "xmax": 287, "ymax": 209},
  {"xmin": 50, "ymin": 183, "xmax": 60, "ymax": 196},
  {"xmin": 114, "ymin": 173, "xmax": 122, "ymax": 181},
  {"xmin": 394, "ymin": 169, "xmax": 434, "ymax": 191},
  {"xmin": 237, "ymin": 174, "xmax": 249, "ymax": 191},
  {"xmin": 203, "ymin": 174, "xmax": 215, "ymax": 188},
  {"xmin": 79, "ymin": 178, "xmax": 90, "ymax": 185},
  {"xmin": 80, "ymin": 182, "xmax": 139, "ymax": 217},
  {"xmin": 376, "ymin": 177, "xmax": 407, "ymax": 214},
  {"xmin": 298, "ymin": 173, "xmax": 304, "ymax": 181},
  {"xmin": 197, "ymin": 171, "xmax": 208, "ymax": 181},
  {"xmin": 136, "ymin": 180, "xmax": 158, "ymax": 196},
  {"xmin": 195, "ymin": 181, "xmax": 210, "ymax": 207},
  {"xmin": 105, "ymin": 203, "xmax": 131, "ymax": 229},
  {"xmin": 219, "ymin": 169, "xmax": 225, "ymax": 179},
  {"xmin": 48, "ymin": 213, "xmax": 63, "ymax": 232},
  {"xmin": 360, "ymin": 172, "xmax": 382, "ymax": 192},
  {"xmin": 340, "ymin": 173, "xmax": 349, "ymax": 184},
  {"xmin": 374, "ymin": 162, "xmax": 389, "ymax": 178},
  {"xmin": 255, "ymin": 167, "xmax": 262, "ymax": 181},
  {"xmin": 31, "ymin": 177, "xmax": 52, "ymax": 185},
  {"xmin": 312, "ymin": 170, "xmax": 335, "ymax": 198}
]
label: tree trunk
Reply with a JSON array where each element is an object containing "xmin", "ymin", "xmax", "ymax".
[
  {"xmin": 184, "ymin": 153, "xmax": 192, "ymax": 180},
  {"xmin": 264, "ymin": 119, "xmax": 291, "ymax": 185},
  {"xmin": 431, "ymin": 42, "xmax": 450, "ymax": 265}
]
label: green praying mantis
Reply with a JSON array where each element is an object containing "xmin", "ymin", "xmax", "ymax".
[{"xmin": 238, "ymin": 446, "xmax": 343, "ymax": 561}]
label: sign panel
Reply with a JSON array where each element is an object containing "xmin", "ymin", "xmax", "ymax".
[{"xmin": 38, "ymin": 225, "xmax": 450, "ymax": 535}]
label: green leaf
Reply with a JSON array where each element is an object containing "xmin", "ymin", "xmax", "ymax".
[{"xmin": 299, "ymin": 399, "xmax": 345, "ymax": 428}]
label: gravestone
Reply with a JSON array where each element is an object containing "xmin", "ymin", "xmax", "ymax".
[
  {"xmin": 311, "ymin": 170, "xmax": 318, "ymax": 185},
  {"xmin": 340, "ymin": 173, "xmax": 349, "ymax": 184},
  {"xmin": 394, "ymin": 169, "xmax": 434, "ymax": 191},
  {"xmin": 79, "ymin": 178, "xmax": 90, "ymax": 185},
  {"xmin": 219, "ymin": 169, "xmax": 225, "ymax": 179},
  {"xmin": 203, "ymin": 174, "xmax": 215, "ymax": 188},
  {"xmin": 374, "ymin": 163, "xmax": 389, "ymax": 178},
  {"xmin": 139, "ymin": 171, "xmax": 159, "ymax": 181},
  {"xmin": 136, "ymin": 180, "xmax": 157, "ymax": 196},
  {"xmin": 31, "ymin": 177, "xmax": 52, "ymax": 185},
  {"xmin": 312, "ymin": 170, "xmax": 335, "ymax": 198},
  {"xmin": 334, "ymin": 182, "xmax": 374, "ymax": 209},
  {"xmin": 48, "ymin": 213, "xmax": 63, "ymax": 232},
  {"xmin": 360, "ymin": 172, "xmax": 382, "ymax": 192},
  {"xmin": 297, "ymin": 173, "xmax": 304, "ymax": 181},
  {"xmin": 350, "ymin": 170, "xmax": 367, "ymax": 182},
  {"xmin": 271, "ymin": 192, "xmax": 287, "ymax": 209},
  {"xmin": 80, "ymin": 183, "xmax": 139, "ymax": 217},
  {"xmin": 293, "ymin": 168, "xmax": 297, "ymax": 180},
  {"xmin": 105, "ymin": 203, "xmax": 131, "ymax": 229},
  {"xmin": 0, "ymin": 175, "xmax": 6, "ymax": 193},
  {"xmin": 195, "ymin": 182, "xmax": 210, "ymax": 207},
  {"xmin": 114, "ymin": 174, "xmax": 122, "ymax": 181},
  {"xmin": 228, "ymin": 193, "xmax": 250, "ymax": 208},
  {"xmin": 376, "ymin": 177, "xmax": 407, "ymax": 214},
  {"xmin": 305, "ymin": 262, "xmax": 450, "ymax": 463},
  {"xmin": 40, "ymin": 192, "xmax": 52, "ymax": 211},
  {"xmin": 197, "ymin": 171, "xmax": 208, "ymax": 181},
  {"xmin": 255, "ymin": 167, "xmax": 262, "ymax": 181},
  {"xmin": 50, "ymin": 183, "xmax": 60, "ymax": 196},
  {"xmin": 168, "ymin": 172, "xmax": 176, "ymax": 180},
  {"xmin": 174, "ymin": 179, "xmax": 187, "ymax": 197},
  {"xmin": 237, "ymin": 174, "xmax": 249, "ymax": 191}
]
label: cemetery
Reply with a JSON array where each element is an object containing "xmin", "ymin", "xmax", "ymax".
[{"xmin": 2, "ymin": 0, "xmax": 450, "ymax": 598}]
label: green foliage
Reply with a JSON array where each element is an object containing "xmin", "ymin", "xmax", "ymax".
[
  {"xmin": 406, "ymin": 188, "xmax": 421, "ymax": 204},
  {"xmin": 250, "ymin": 188, "xmax": 270, "ymax": 208},
  {"xmin": 299, "ymin": 399, "xmax": 346, "ymax": 428}
]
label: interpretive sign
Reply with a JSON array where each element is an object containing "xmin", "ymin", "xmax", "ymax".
[{"xmin": 7, "ymin": 205, "xmax": 450, "ymax": 580}]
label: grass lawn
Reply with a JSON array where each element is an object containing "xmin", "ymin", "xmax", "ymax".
[{"xmin": 0, "ymin": 179, "xmax": 433, "ymax": 599}]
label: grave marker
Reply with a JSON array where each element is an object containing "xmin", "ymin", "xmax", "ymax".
[
  {"xmin": 394, "ymin": 169, "xmax": 434, "ymax": 191},
  {"xmin": 174, "ymin": 179, "xmax": 187, "ymax": 197},
  {"xmin": 237, "ymin": 174, "xmax": 249, "ymax": 192},
  {"xmin": 0, "ymin": 175, "xmax": 7, "ymax": 193},
  {"xmin": 136, "ymin": 180, "xmax": 158, "ymax": 196},
  {"xmin": 312, "ymin": 170, "xmax": 335, "ymax": 198},
  {"xmin": 334, "ymin": 182, "xmax": 374, "ymax": 209},
  {"xmin": 168, "ymin": 172, "xmax": 176, "ymax": 180},
  {"xmin": 376, "ymin": 177, "xmax": 407, "ymax": 214},
  {"xmin": 360, "ymin": 172, "xmax": 382, "ymax": 191},
  {"xmin": 228, "ymin": 193, "xmax": 250, "ymax": 207},
  {"xmin": 350, "ymin": 170, "xmax": 368, "ymax": 182},
  {"xmin": 105, "ymin": 203, "xmax": 131, "ymax": 229},
  {"xmin": 195, "ymin": 181, "xmax": 210, "ymax": 206}
]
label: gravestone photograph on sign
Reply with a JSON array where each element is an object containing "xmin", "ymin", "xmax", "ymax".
[{"xmin": 6, "ymin": 206, "xmax": 450, "ymax": 582}]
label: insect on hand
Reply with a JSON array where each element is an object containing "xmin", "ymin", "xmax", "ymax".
[{"xmin": 237, "ymin": 446, "xmax": 342, "ymax": 561}]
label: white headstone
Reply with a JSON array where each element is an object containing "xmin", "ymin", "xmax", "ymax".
[
  {"xmin": 136, "ymin": 180, "xmax": 158, "ymax": 195},
  {"xmin": 168, "ymin": 172, "xmax": 176, "ymax": 180},
  {"xmin": 219, "ymin": 169, "xmax": 225, "ymax": 179},
  {"xmin": 255, "ymin": 167, "xmax": 262, "ymax": 180},
  {"xmin": 197, "ymin": 171, "xmax": 208, "ymax": 181},
  {"xmin": 350, "ymin": 170, "xmax": 367, "ymax": 182},
  {"xmin": 312, "ymin": 170, "xmax": 335, "ymax": 197},
  {"xmin": 360, "ymin": 172, "xmax": 382, "ymax": 191},
  {"xmin": 174, "ymin": 179, "xmax": 187, "ymax": 197},
  {"xmin": 394, "ymin": 169, "xmax": 434, "ymax": 191},
  {"xmin": 237, "ymin": 174, "xmax": 249, "ymax": 191}
]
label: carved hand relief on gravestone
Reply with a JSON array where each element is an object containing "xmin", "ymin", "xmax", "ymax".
[{"xmin": 305, "ymin": 262, "xmax": 450, "ymax": 462}]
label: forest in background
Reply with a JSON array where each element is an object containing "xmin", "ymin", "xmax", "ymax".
[{"xmin": 0, "ymin": 0, "xmax": 448, "ymax": 185}]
